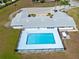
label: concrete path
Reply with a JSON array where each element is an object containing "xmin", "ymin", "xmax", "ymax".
[{"xmin": 70, "ymin": 0, "xmax": 79, "ymax": 7}]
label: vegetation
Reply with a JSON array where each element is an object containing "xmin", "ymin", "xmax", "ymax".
[
  {"xmin": 59, "ymin": 0, "xmax": 70, "ymax": 5},
  {"xmin": 28, "ymin": 14, "xmax": 36, "ymax": 17},
  {"xmin": 40, "ymin": 0, "xmax": 45, "ymax": 3},
  {"xmin": 67, "ymin": 7, "xmax": 79, "ymax": 29},
  {"xmin": 0, "ymin": 0, "xmax": 17, "ymax": 9},
  {"xmin": 50, "ymin": 14, "xmax": 53, "ymax": 18},
  {"xmin": 46, "ymin": 13, "xmax": 51, "ymax": 16},
  {"xmin": 0, "ymin": 0, "xmax": 33, "ymax": 59},
  {"xmin": 32, "ymin": 0, "xmax": 45, "ymax": 3},
  {"xmin": 46, "ymin": 13, "xmax": 53, "ymax": 18},
  {"xmin": 0, "ymin": 0, "xmax": 14, "ymax": 3}
]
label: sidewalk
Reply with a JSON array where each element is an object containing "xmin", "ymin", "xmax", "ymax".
[{"xmin": 70, "ymin": 0, "xmax": 79, "ymax": 7}]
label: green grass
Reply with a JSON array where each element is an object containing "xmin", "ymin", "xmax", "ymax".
[
  {"xmin": 0, "ymin": 0, "xmax": 33, "ymax": 59},
  {"xmin": 0, "ymin": 27, "xmax": 21, "ymax": 59},
  {"xmin": 67, "ymin": 7, "xmax": 79, "ymax": 29}
]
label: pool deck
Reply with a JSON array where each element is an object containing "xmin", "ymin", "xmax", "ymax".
[
  {"xmin": 10, "ymin": 7, "xmax": 76, "ymax": 29},
  {"xmin": 17, "ymin": 28, "xmax": 64, "ymax": 52}
]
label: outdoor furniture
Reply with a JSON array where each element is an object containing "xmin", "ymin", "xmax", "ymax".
[{"xmin": 61, "ymin": 32, "xmax": 70, "ymax": 39}]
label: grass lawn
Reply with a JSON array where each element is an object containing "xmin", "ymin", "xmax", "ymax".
[
  {"xmin": 0, "ymin": 0, "xmax": 32, "ymax": 59},
  {"xmin": 0, "ymin": 0, "xmax": 79, "ymax": 59},
  {"xmin": 0, "ymin": 27, "xmax": 21, "ymax": 59},
  {"xmin": 67, "ymin": 7, "xmax": 79, "ymax": 29}
]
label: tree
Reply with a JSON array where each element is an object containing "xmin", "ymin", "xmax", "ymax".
[
  {"xmin": 59, "ymin": 0, "xmax": 70, "ymax": 11},
  {"xmin": 60, "ymin": 0, "xmax": 70, "ymax": 5},
  {"xmin": 0, "ymin": 0, "xmax": 3, "ymax": 3},
  {"xmin": 3, "ymin": 0, "xmax": 12, "ymax": 3}
]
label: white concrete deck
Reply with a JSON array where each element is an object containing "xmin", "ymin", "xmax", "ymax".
[
  {"xmin": 10, "ymin": 8, "xmax": 76, "ymax": 29},
  {"xmin": 17, "ymin": 28, "xmax": 64, "ymax": 50}
]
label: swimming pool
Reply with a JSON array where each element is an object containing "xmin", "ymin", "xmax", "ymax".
[
  {"xmin": 17, "ymin": 28, "xmax": 64, "ymax": 53},
  {"xmin": 27, "ymin": 33, "xmax": 55, "ymax": 44}
]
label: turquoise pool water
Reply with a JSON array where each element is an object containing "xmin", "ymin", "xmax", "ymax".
[{"xmin": 26, "ymin": 33, "xmax": 55, "ymax": 44}]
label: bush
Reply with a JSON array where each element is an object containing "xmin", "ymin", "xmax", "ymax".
[
  {"xmin": 0, "ymin": 5, "xmax": 5, "ymax": 9},
  {"xmin": 0, "ymin": 0, "xmax": 18, "ymax": 9},
  {"xmin": 0, "ymin": 3, "xmax": 6, "ymax": 9},
  {"xmin": 28, "ymin": 14, "xmax": 36, "ymax": 17},
  {"xmin": 31, "ymin": 14, "xmax": 36, "ymax": 17},
  {"xmin": 46, "ymin": 13, "xmax": 51, "ymax": 16},
  {"xmin": 60, "ymin": 0, "xmax": 69, "ymax": 5},
  {"xmin": 40, "ymin": 0, "xmax": 45, "ymax": 3},
  {"xmin": 6, "ymin": 1, "xmax": 12, "ymax": 6},
  {"xmin": 50, "ymin": 14, "xmax": 53, "ymax": 18},
  {"xmin": 46, "ymin": 13, "xmax": 53, "ymax": 18}
]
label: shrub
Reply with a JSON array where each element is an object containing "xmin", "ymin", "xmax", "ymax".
[
  {"xmin": 0, "ymin": 0, "xmax": 18, "ymax": 9},
  {"xmin": 60, "ymin": 0, "xmax": 69, "ymax": 5},
  {"xmin": 28, "ymin": 14, "xmax": 36, "ymax": 17},
  {"xmin": 46, "ymin": 13, "xmax": 51, "ymax": 16},
  {"xmin": 0, "ymin": 3, "xmax": 6, "ymax": 9},
  {"xmin": 50, "ymin": 14, "xmax": 53, "ymax": 18},
  {"xmin": 31, "ymin": 14, "xmax": 36, "ymax": 17},
  {"xmin": 40, "ymin": 0, "xmax": 45, "ymax": 3},
  {"xmin": 46, "ymin": 13, "xmax": 53, "ymax": 18},
  {"xmin": 6, "ymin": 1, "xmax": 12, "ymax": 6}
]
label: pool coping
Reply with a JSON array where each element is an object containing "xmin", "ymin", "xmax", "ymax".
[{"xmin": 17, "ymin": 28, "xmax": 64, "ymax": 50}]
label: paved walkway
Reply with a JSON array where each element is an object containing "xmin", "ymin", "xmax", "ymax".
[
  {"xmin": 9, "ymin": 5, "xmax": 73, "ymax": 20},
  {"xmin": 70, "ymin": 0, "xmax": 79, "ymax": 7}
]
